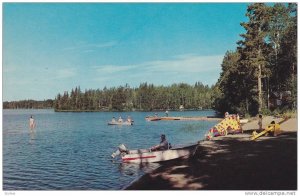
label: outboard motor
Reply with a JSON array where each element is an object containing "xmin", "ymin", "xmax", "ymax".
[
  {"xmin": 111, "ymin": 144, "xmax": 128, "ymax": 158},
  {"xmin": 118, "ymin": 144, "xmax": 127, "ymax": 152}
]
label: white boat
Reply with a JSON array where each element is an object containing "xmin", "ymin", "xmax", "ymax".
[
  {"xmin": 108, "ymin": 121, "xmax": 133, "ymax": 125},
  {"xmin": 111, "ymin": 143, "xmax": 197, "ymax": 163}
]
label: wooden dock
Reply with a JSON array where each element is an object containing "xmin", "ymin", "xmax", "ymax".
[{"xmin": 146, "ymin": 116, "xmax": 222, "ymax": 121}]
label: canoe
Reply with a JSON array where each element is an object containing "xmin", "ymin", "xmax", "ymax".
[
  {"xmin": 108, "ymin": 121, "xmax": 133, "ymax": 125},
  {"xmin": 111, "ymin": 143, "xmax": 197, "ymax": 163}
]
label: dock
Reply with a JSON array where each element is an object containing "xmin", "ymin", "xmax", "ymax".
[{"xmin": 146, "ymin": 116, "xmax": 222, "ymax": 121}]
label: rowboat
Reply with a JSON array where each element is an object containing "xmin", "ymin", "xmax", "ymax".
[
  {"xmin": 108, "ymin": 121, "xmax": 133, "ymax": 125},
  {"xmin": 111, "ymin": 143, "xmax": 197, "ymax": 163}
]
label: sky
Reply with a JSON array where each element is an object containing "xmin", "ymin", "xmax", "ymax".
[{"xmin": 3, "ymin": 3, "xmax": 249, "ymax": 101}]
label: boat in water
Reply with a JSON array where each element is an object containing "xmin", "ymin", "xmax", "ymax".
[
  {"xmin": 145, "ymin": 116, "xmax": 162, "ymax": 121},
  {"xmin": 111, "ymin": 143, "xmax": 197, "ymax": 163},
  {"xmin": 108, "ymin": 121, "xmax": 133, "ymax": 125}
]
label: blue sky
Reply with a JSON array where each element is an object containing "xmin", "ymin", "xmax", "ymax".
[{"xmin": 3, "ymin": 3, "xmax": 249, "ymax": 101}]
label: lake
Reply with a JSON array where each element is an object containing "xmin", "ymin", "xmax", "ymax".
[{"xmin": 3, "ymin": 109, "xmax": 217, "ymax": 190}]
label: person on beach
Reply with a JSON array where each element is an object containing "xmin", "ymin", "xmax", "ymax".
[
  {"xmin": 258, "ymin": 114, "xmax": 263, "ymax": 131},
  {"xmin": 225, "ymin": 112, "xmax": 229, "ymax": 118},
  {"xmin": 29, "ymin": 115, "xmax": 36, "ymax": 130},
  {"xmin": 150, "ymin": 134, "xmax": 169, "ymax": 151},
  {"xmin": 237, "ymin": 113, "xmax": 240, "ymax": 123}
]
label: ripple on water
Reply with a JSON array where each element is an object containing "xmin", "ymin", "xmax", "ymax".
[{"xmin": 3, "ymin": 110, "xmax": 216, "ymax": 190}]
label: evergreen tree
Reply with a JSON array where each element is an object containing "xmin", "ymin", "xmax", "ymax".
[{"xmin": 237, "ymin": 3, "xmax": 270, "ymax": 115}]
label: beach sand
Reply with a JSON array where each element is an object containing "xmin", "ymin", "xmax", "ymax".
[{"xmin": 126, "ymin": 117, "xmax": 297, "ymax": 190}]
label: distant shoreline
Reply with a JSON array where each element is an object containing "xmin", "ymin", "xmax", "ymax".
[
  {"xmin": 3, "ymin": 108, "xmax": 216, "ymax": 113},
  {"xmin": 54, "ymin": 109, "xmax": 215, "ymax": 112}
]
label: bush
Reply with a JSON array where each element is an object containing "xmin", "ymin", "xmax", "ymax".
[
  {"xmin": 282, "ymin": 110, "xmax": 297, "ymax": 118},
  {"xmin": 261, "ymin": 108, "xmax": 273, "ymax": 116}
]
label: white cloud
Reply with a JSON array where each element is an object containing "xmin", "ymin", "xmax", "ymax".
[
  {"xmin": 93, "ymin": 65, "xmax": 134, "ymax": 74},
  {"xmin": 62, "ymin": 41, "xmax": 118, "ymax": 51},
  {"xmin": 141, "ymin": 54, "xmax": 223, "ymax": 73},
  {"xmin": 56, "ymin": 68, "xmax": 77, "ymax": 78},
  {"xmin": 91, "ymin": 54, "xmax": 223, "ymax": 86}
]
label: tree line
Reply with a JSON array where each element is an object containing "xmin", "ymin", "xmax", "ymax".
[
  {"xmin": 4, "ymin": 3, "xmax": 297, "ymax": 116},
  {"xmin": 53, "ymin": 82, "xmax": 216, "ymax": 111},
  {"xmin": 3, "ymin": 99, "xmax": 54, "ymax": 109},
  {"xmin": 214, "ymin": 3, "xmax": 297, "ymax": 116}
]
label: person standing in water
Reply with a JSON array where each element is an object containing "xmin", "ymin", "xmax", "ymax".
[
  {"xmin": 29, "ymin": 115, "xmax": 36, "ymax": 130},
  {"xmin": 165, "ymin": 110, "xmax": 169, "ymax": 117}
]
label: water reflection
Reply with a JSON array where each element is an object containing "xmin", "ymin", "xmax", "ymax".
[
  {"xmin": 118, "ymin": 162, "xmax": 160, "ymax": 176},
  {"xmin": 4, "ymin": 109, "xmax": 216, "ymax": 190},
  {"xmin": 29, "ymin": 130, "xmax": 36, "ymax": 144}
]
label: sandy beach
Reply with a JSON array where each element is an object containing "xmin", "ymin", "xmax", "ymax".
[{"xmin": 126, "ymin": 116, "xmax": 297, "ymax": 190}]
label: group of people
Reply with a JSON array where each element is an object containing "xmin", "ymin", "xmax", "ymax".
[
  {"xmin": 225, "ymin": 111, "xmax": 264, "ymax": 132},
  {"xmin": 224, "ymin": 112, "xmax": 240, "ymax": 122},
  {"xmin": 111, "ymin": 116, "xmax": 132, "ymax": 123}
]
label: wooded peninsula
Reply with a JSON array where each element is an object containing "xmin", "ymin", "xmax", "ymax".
[{"xmin": 3, "ymin": 3, "xmax": 297, "ymax": 116}]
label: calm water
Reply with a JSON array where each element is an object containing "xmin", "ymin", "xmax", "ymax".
[{"xmin": 3, "ymin": 109, "xmax": 217, "ymax": 190}]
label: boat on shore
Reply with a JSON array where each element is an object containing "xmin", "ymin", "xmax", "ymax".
[
  {"xmin": 108, "ymin": 121, "xmax": 133, "ymax": 125},
  {"xmin": 111, "ymin": 143, "xmax": 197, "ymax": 163}
]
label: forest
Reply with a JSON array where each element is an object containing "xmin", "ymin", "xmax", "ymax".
[
  {"xmin": 3, "ymin": 82, "xmax": 215, "ymax": 111},
  {"xmin": 3, "ymin": 99, "xmax": 54, "ymax": 109},
  {"xmin": 3, "ymin": 3, "xmax": 297, "ymax": 116},
  {"xmin": 53, "ymin": 82, "xmax": 216, "ymax": 111},
  {"xmin": 4, "ymin": 82, "xmax": 216, "ymax": 111},
  {"xmin": 213, "ymin": 3, "xmax": 297, "ymax": 115}
]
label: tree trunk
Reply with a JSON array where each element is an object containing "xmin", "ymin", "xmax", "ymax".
[{"xmin": 258, "ymin": 64, "xmax": 262, "ymax": 113}]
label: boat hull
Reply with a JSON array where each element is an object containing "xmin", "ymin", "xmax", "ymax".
[
  {"xmin": 121, "ymin": 144, "xmax": 197, "ymax": 163},
  {"xmin": 108, "ymin": 121, "xmax": 133, "ymax": 125},
  {"xmin": 145, "ymin": 117, "xmax": 161, "ymax": 121}
]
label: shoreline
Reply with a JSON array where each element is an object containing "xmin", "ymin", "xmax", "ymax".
[{"xmin": 125, "ymin": 117, "xmax": 297, "ymax": 190}]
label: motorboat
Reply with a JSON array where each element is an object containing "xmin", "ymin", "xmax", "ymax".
[{"xmin": 111, "ymin": 143, "xmax": 197, "ymax": 163}]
